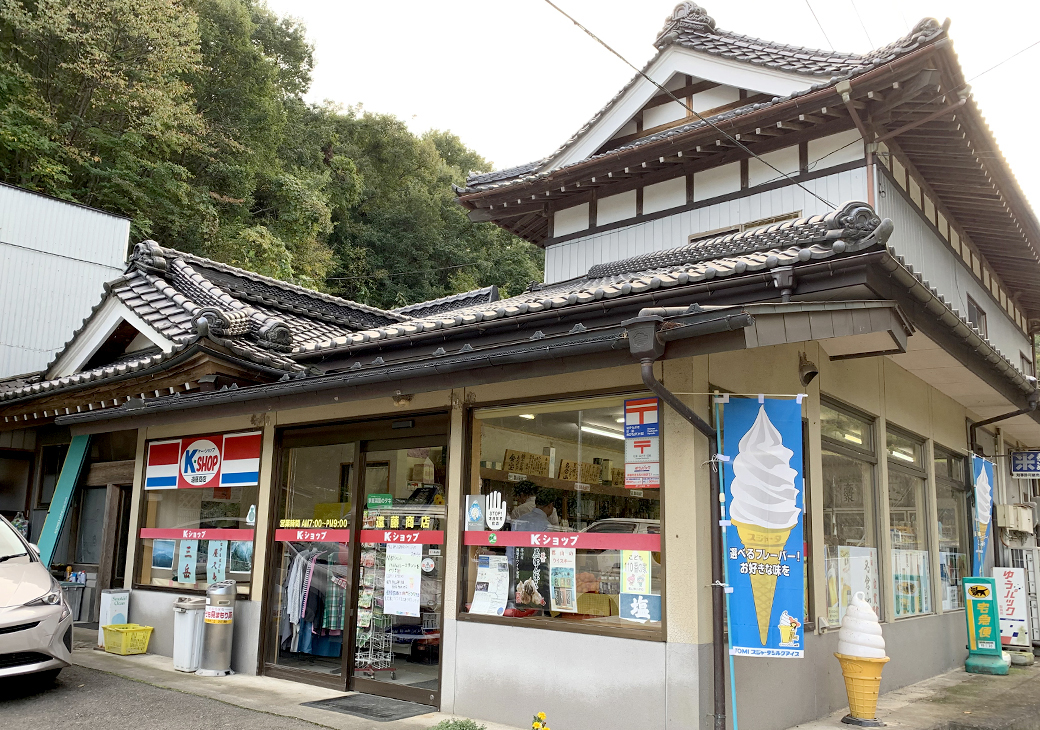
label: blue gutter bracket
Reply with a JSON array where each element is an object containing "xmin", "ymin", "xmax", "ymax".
[{"xmin": 37, "ymin": 435, "xmax": 91, "ymax": 567}]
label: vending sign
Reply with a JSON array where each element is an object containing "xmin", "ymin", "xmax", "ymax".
[
  {"xmin": 993, "ymin": 567, "xmax": 1031, "ymax": 647},
  {"xmin": 146, "ymin": 431, "xmax": 261, "ymax": 489}
]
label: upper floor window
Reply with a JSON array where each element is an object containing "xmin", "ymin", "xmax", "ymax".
[
  {"xmin": 966, "ymin": 297, "xmax": 987, "ymax": 338},
  {"xmin": 1021, "ymin": 352, "xmax": 1034, "ymax": 378}
]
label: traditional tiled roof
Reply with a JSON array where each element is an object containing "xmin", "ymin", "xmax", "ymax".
[
  {"xmin": 295, "ymin": 202, "xmax": 893, "ymax": 356},
  {"xmin": 459, "ymin": 5, "xmax": 944, "ymax": 194},
  {"xmin": 392, "ymin": 286, "xmax": 500, "ymax": 318}
]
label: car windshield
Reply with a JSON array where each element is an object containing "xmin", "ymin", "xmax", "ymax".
[
  {"xmin": 0, "ymin": 519, "xmax": 28, "ymax": 560},
  {"xmin": 584, "ymin": 521, "xmax": 637, "ymax": 534}
]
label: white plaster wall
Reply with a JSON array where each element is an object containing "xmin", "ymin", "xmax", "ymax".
[
  {"xmin": 808, "ymin": 130, "xmax": 863, "ymax": 170},
  {"xmin": 748, "ymin": 146, "xmax": 800, "ymax": 188},
  {"xmin": 693, "ymin": 86, "xmax": 740, "ymax": 113},
  {"xmin": 554, "ymin": 203, "xmax": 589, "ymax": 237},
  {"xmin": 597, "ymin": 189, "xmax": 637, "ymax": 226},
  {"xmin": 644, "ymin": 101, "xmax": 687, "ymax": 130},
  {"xmin": 878, "ymin": 179, "xmax": 1030, "ymax": 369},
  {"xmin": 693, "ymin": 161, "xmax": 740, "ymax": 203},
  {"xmin": 545, "ymin": 167, "xmax": 867, "ymax": 283},
  {"xmin": 644, "ymin": 177, "xmax": 687, "ymax": 215}
]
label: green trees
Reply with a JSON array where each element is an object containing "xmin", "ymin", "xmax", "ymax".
[{"xmin": 0, "ymin": 0, "xmax": 541, "ymax": 303}]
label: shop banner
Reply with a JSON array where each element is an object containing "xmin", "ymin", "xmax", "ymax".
[
  {"xmin": 141, "ymin": 528, "xmax": 254, "ymax": 541},
  {"xmin": 964, "ymin": 577, "xmax": 1001, "ymax": 654},
  {"xmin": 1010, "ymin": 451, "xmax": 1040, "ymax": 479},
  {"xmin": 624, "ymin": 397, "xmax": 660, "ymax": 488},
  {"xmin": 177, "ymin": 540, "xmax": 198, "ymax": 584},
  {"xmin": 993, "ymin": 567, "xmax": 1031, "ymax": 647},
  {"xmin": 384, "ymin": 542, "xmax": 422, "ymax": 617},
  {"xmin": 972, "ymin": 455, "xmax": 994, "ymax": 576},
  {"xmin": 207, "ymin": 540, "xmax": 227, "ymax": 583},
  {"xmin": 720, "ymin": 397, "xmax": 804, "ymax": 658},
  {"xmin": 145, "ymin": 431, "xmax": 261, "ymax": 490},
  {"xmin": 462, "ymin": 530, "xmax": 660, "ymax": 550}
]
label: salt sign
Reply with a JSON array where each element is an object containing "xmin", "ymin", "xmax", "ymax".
[{"xmin": 384, "ymin": 542, "xmax": 422, "ymax": 617}]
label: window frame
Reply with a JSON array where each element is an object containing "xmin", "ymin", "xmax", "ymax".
[
  {"xmin": 457, "ymin": 390, "xmax": 666, "ymax": 642},
  {"xmin": 131, "ymin": 429, "xmax": 264, "ymax": 596},
  {"xmin": 819, "ymin": 396, "xmax": 883, "ymax": 624},
  {"xmin": 933, "ymin": 445, "xmax": 970, "ymax": 611},
  {"xmin": 884, "ymin": 424, "xmax": 934, "ymax": 619},
  {"xmin": 966, "ymin": 296, "xmax": 988, "ymax": 338}
]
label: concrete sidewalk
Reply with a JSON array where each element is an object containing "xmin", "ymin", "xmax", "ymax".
[
  {"xmin": 787, "ymin": 663, "xmax": 1040, "ymax": 730},
  {"xmin": 71, "ymin": 632, "xmax": 521, "ymax": 730}
]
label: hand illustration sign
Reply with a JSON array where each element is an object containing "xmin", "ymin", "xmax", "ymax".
[{"xmin": 485, "ymin": 491, "xmax": 506, "ymax": 530}]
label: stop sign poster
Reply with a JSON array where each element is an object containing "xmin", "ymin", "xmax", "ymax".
[{"xmin": 145, "ymin": 431, "xmax": 261, "ymax": 489}]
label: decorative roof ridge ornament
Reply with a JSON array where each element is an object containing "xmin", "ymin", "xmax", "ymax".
[
  {"xmin": 656, "ymin": 2, "xmax": 716, "ymax": 48},
  {"xmin": 128, "ymin": 240, "xmax": 169, "ymax": 274}
]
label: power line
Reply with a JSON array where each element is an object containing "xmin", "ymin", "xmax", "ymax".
[
  {"xmin": 540, "ymin": 0, "xmax": 837, "ymax": 209},
  {"xmin": 803, "ymin": 0, "xmax": 834, "ymax": 51},
  {"xmin": 848, "ymin": 0, "xmax": 874, "ymax": 49},
  {"xmin": 326, "ymin": 262, "xmax": 480, "ymax": 280}
]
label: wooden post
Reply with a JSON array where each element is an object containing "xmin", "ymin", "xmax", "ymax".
[{"xmin": 93, "ymin": 483, "xmax": 123, "ymax": 621}]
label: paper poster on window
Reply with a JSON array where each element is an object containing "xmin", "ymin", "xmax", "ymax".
[
  {"xmin": 994, "ymin": 567, "xmax": 1031, "ymax": 647},
  {"xmin": 720, "ymin": 397, "xmax": 805, "ymax": 658},
  {"xmin": 972, "ymin": 455, "xmax": 994, "ymax": 575},
  {"xmin": 892, "ymin": 549, "xmax": 931, "ymax": 617},
  {"xmin": 549, "ymin": 547, "xmax": 577, "ymax": 612},
  {"xmin": 208, "ymin": 540, "xmax": 227, "ymax": 583},
  {"xmin": 384, "ymin": 542, "xmax": 422, "ymax": 617},
  {"xmin": 471, "ymin": 554, "xmax": 509, "ymax": 616},
  {"xmin": 621, "ymin": 550, "xmax": 652, "ymax": 595},
  {"xmin": 177, "ymin": 540, "xmax": 198, "ymax": 584},
  {"xmin": 826, "ymin": 546, "xmax": 880, "ymax": 625}
]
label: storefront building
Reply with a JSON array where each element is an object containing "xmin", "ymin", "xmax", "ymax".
[{"xmin": 3, "ymin": 6, "xmax": 1040, "ymax": 730}]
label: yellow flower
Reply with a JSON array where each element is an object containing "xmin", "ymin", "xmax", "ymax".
[
  {"xmin": 533, "ymin": 723, "xmax": 542, "ymax": 730},
  {"xmin": 538, "ymin": 713, "xmax": 547, "ymax": 721}
]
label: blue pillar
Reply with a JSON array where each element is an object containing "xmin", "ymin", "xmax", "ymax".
[{"xmin": 37, "ymin": 435, "xmax": 91, "ymax": 567}]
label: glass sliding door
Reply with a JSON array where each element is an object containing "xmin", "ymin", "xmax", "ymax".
[
  {"xmin": 351, "ymin": 443, "xmax": 447, "ymax": 706},
  {"xmin": 265, "ymin": 442, "xmax": 356, "ymax": 682}
]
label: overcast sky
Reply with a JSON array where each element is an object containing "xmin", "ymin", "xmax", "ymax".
[{"xmin": 264, "ymin": 0, "xmax": 1038, "ymax": 206}]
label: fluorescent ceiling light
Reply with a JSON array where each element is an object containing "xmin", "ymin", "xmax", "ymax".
[
  {"xmin": 581, "ymin": 425, "xmax": 625, "ymax": 440},
  {"xmin": 518, "ymin": 414, "xmax": 535, "ymax": 420},
  {"xmin": 616, "ymin": 417, "xmax": 625, "ymax": 423},
  {"xmin": 843, "ymin": 433, "xmax": 863, "ymax": 444},
  {"xmin": 890, "ymin": 450, "xmax": 915, "ymax": 463}
]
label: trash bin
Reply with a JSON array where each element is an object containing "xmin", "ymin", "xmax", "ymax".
[
  {"xmin": 60, "ymin": 582, "xmax": 84, "ymax": 621},
  {"xmin": 172, "ymin": 596, "xmax": 206, "ymax": 672},
  {"xmin": 196, "ymin": 580, "xmax": 236, "ymax": 676}
]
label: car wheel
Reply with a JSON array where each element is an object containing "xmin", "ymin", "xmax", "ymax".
[{"xmin": 36, "ymin": 669, "xmax": 61, "ymax": 684}]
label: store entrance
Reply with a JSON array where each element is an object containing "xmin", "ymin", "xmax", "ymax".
[{"xmin": 262, "ymin": 415, "xmax": 447, "ymax": 706}]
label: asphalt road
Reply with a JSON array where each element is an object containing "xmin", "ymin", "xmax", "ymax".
[{"xmin": 0, "ymin": 665, "xmax": 329, "ymax": 730}]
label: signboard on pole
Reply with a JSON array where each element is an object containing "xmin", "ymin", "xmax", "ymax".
[
  {"xmin": 963, "ymin": 576, "xmax": 1008, "ymax": 674},
  {"xmin": 720, "ymin": 397, "xmax": 804, "ymax": 658},
  {"xmin": 1010, "ymin": 451, "xmax": 1040, "ymax": 479},
  {"xmin": 624, "ymin": 397, "xmax": 661, "ymax": 489},
  {"xmin": 972, "ymin": 455, "xmax": 995, "ymax": 576},
  {"xmin": 993, "ymin": 567, "xmax": 1031, "ymax": 647}
]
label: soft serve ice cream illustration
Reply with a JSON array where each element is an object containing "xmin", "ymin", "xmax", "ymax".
[
  {"xmin": 729, "ymin": 404, "xmax": 800, "ymax": 644},
  {"xmin": 834, "ymin": 591, "xmax": 890, "ymax": 724},
  {"xmin": 975, "ymin": 463, "xmax": 992, "ymax": 526}
]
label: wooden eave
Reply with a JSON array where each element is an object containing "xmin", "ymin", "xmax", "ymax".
[
  {"xmin": 0, "ymin": 349, "xmax": 275, "ymax": 431},
  {"xmin": 459, "ymin": 41, "xmax": 949, "ymax": 247}
]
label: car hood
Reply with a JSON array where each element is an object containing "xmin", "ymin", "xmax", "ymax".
[{"xmin": 0, "ymin": 561, "xmax": 51, "ymax": 607}]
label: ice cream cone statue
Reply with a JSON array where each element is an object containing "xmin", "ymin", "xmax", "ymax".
[
  {"xmin": 730, "ymin": 405, "xmax": 800, "ymax": 644},
  {"xmin": 835, "ymin": 592, "xmax": 889, "ymax": 726}
]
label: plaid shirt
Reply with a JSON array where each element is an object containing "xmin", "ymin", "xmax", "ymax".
[{"xmin": 323, "ymin": 564, "xmax": 350, "ymax": 631}]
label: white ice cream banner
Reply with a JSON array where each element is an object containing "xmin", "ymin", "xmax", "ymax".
[
  {"xmin": 624, "ymin": 397, "xmax": 660, "ymax": 488},
  {"xmin": 972, "ymin": 455, "xmax": 995, "ymax": 576},
  {"xmin": 718, "ymin": 397, "xmax": 805, "ymax": 658}
]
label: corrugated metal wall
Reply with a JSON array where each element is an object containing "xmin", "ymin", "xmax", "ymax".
[
  {"xmin": 878, "ymin": 183, "xmax": 1030, "ymax": 366},
  {"xmin": 544, "ymin": 167, "xmax": 867, "ymax": 283},
  {"xmin": 0, "ymin": 184, "xmax": 128, "ymax": 378}
]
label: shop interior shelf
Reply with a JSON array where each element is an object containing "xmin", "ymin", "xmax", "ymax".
[{"xmin": 478, "ymin": 467, "xmax": 659, "ymax": 500}]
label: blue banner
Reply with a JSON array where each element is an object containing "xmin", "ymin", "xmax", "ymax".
[
  {"xmin": 720, "ymin": 398, "xmax": 805, "ymax": 658},
  {"xmin": 972, "ymin": 455, "xmax": 994, "ymax": 576}
]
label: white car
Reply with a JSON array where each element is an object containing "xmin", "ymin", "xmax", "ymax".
[
  {"xmin": 0, "ymin": 515, "xmax": 72, "ymax": 682},
  {"xmin": 576, "ymin": 518, "xmax": 662, "ymax": 588}
]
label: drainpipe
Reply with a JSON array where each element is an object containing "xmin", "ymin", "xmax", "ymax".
[{"xmin": 623, "ymin": 310, "xmax": 735, "ymax": 730}]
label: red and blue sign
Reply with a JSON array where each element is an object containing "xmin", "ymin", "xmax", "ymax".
[
  {"xmin": 624, "ymin": 397, "xmax": 659, "ymax": 438},
  {"xmin": 146, "ymin": 431, "xmax": 261, "ymax": 489}
]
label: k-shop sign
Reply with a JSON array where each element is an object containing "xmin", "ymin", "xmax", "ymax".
[{"xmin": 145, "ymin": 431, "xmax": 261, "ymax": 489}]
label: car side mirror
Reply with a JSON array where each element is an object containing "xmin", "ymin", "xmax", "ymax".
[{"xmin": 28, "ymin": 543, "xmax": 40, "ymax": 556}]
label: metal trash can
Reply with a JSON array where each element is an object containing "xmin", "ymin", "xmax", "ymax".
[
  {"xmin": 196, "ymin": 580, "xmax": 236, "ymax": 676},
  {"xmin": 60, "ymin": 582, "xmax": 84, "ymax": 621},
  {"xmin": 172, "ymin": 596, "xmax": 206, "ymax": 672}
]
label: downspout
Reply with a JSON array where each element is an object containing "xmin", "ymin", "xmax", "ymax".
[{"xmin": 623, "ymin": 309, "xmax": 747, "ymax": 730}]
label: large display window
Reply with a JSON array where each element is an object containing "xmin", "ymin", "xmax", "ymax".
[
  {"xmin": 462, "ymin": 394, "xmax": 663, "ymax": 637},
  {"xmin": 821, "ymin": 400, "xmax": 881, "ymax": 625},
  {"xmin": 886, "ymin": 427, "xmax": 933, "ymax": 618},
  {"xmin": 934, "ymin": 447, "xmax": 969, "ymax": 610},
  {"xmin": 135, "ymin": 432, "xmax": 262, "ymax": 596}
]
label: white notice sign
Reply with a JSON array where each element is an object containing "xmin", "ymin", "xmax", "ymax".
[{"xmin": 384, "ymin": 542, "xmax": 422, "ymax": 617}]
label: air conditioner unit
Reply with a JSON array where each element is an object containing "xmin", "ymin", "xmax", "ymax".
[{"xmin": 995, "ymin": 504, "xmax": 1034, "ymax": 533}]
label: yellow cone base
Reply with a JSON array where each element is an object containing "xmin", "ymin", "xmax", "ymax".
[{"xmin": 835, "ymin": 653, "xmax": 889, "ymax": 725}]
